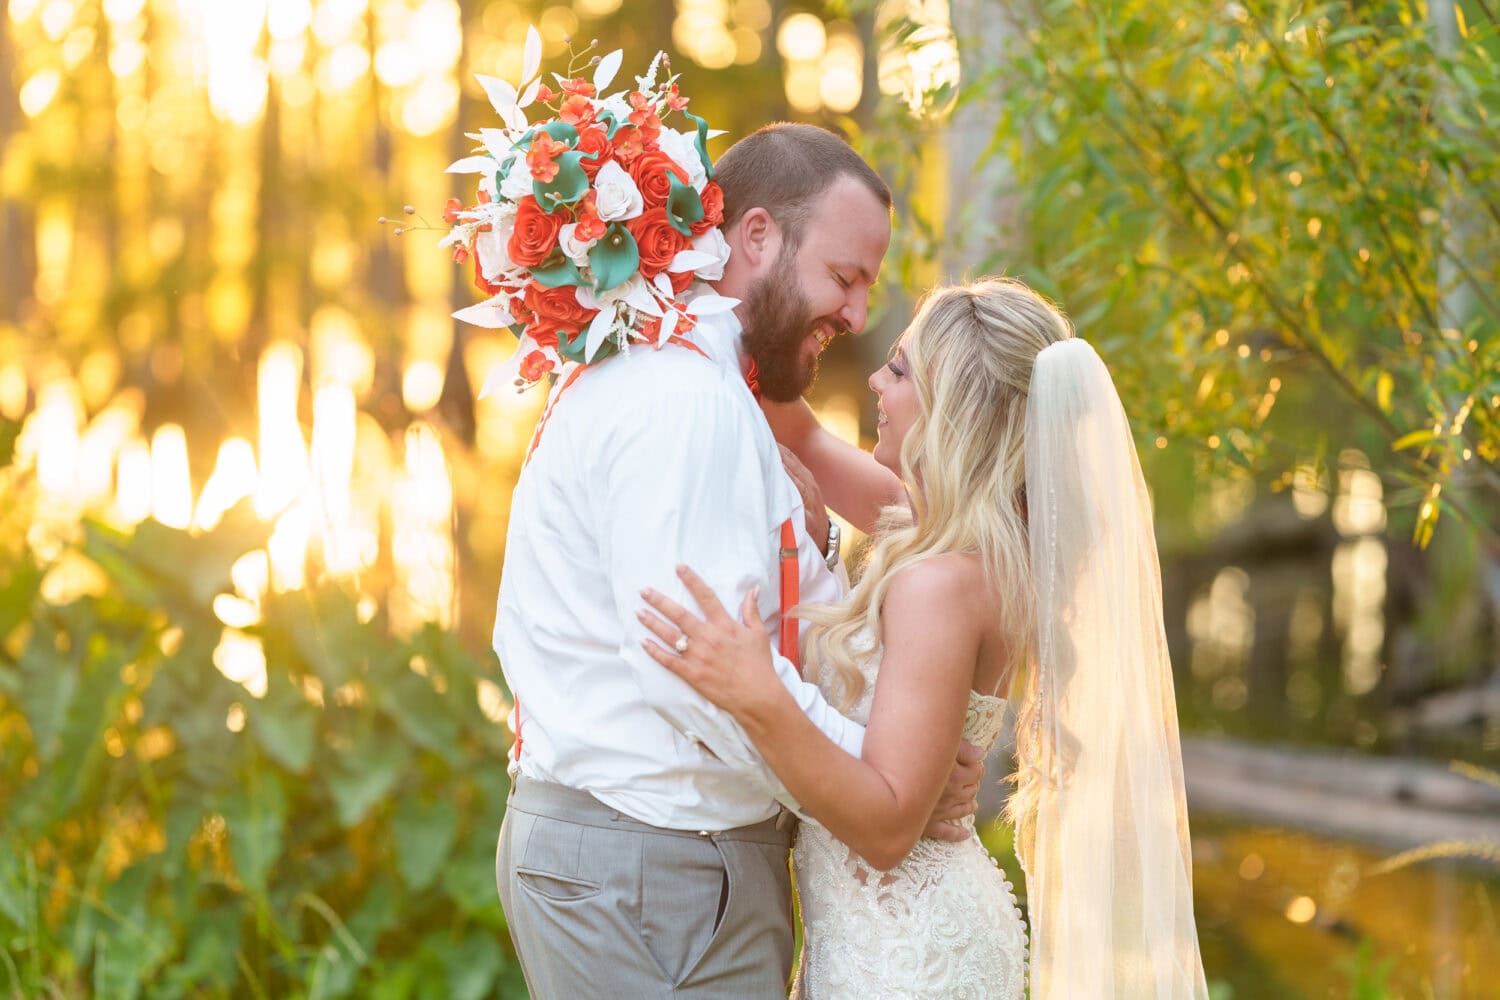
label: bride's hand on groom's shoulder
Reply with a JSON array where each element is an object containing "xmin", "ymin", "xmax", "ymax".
[
  {"xmin": 779, "ymin": 445, "xmax": 830, "ymax": 554},
  {"xmin": 638, "ymin": 566, "xmax": 782, "ymax": 720}
]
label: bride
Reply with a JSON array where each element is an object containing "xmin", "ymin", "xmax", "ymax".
[{"xmin": 639, "ymin": 277, "xmax": 1209, "ymax": 998}]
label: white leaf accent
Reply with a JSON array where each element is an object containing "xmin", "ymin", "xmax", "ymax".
[
  {"xmin": 707, "ymin": 129, "xmax": 728, "ymax": 139},
  {"xmin": 655, "ymin": 309, "xmax": 679, "ymax": 346},
  {"xmin": 480, "ymin": 128, "xmax": 514, "ymax": 160},
  {"xmin": 500, "ymin": 105, "xmax": 528, "ymax": 132},
  {"xmin": 652, "ymin": 272, "xmax": 675, "ymax": 301},
  {"xmin": 478, "ymin": 334, "xmax": 540, "ymax": 399},
  {"xmin": 517, "ymin": 77, "xmax": 541, "ymax": 109},
  {"xmin": 446, "ymin": 155, "xmax": 495, "ymax": 174},
  {"xmin": 475, "ymin": 75, "xmax": 518, "ymax": 115},
  {"xmin": 522, "ymin": 25, "xmax": 542, "ymax": 85},
  {"xmin": 452, "ymin": 296, "xmax": 516, "ymax": 329},
  {"xmin": 593, "ymin": 49, "xmax": 623, "ymax": 92},
  {"xmin": 684, "ymin": 294, "xmax": 740, "ymax": 316},
  {"xmin": 584, "ymin": 303, "xmax": 618, "ymax": 362},
  {"xmin": 626, "ymin": 281, "xmax": 665, "ymax": 316},
  {"xmin": 667, "ymin": 249, "xmax": 716, "ymax": 273}
]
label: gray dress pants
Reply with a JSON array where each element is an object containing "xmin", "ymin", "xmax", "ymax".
[{"xmin": 496, "ymin": 777, "xmax": 796, "ymax": 999}]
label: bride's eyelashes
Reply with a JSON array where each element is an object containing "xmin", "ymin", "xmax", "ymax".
[{"xmin": 886, "ymin": 359, "xmax": 906, "ymax": 378}]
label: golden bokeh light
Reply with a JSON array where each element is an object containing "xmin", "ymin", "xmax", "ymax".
[
  {"xmin": 255, "ymin": 342, "xmax": 311, "ymax": 519},
  {"xmin": 149, "ymin": 424, "xmax": 194, "ymax": 530},
  {"xmin": 195, "ymin": 438, "xmax": 259, "ymax": 531},
  {"xmin": 777, "ymin": 12, "xmax": 826, "ymax": 62},
  {"xmin": 115, "ymin": 438, "xmax": 153, "ymax": 526}
]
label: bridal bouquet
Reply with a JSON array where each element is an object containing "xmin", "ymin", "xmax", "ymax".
[{"xmin": 439, "ymin": 29, "xmax": 736, "ymax": 396}]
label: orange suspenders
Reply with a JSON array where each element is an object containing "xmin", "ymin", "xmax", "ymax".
[{"xmin": 509, "ymin": 341, "xmax": 801, "ymax": 767}]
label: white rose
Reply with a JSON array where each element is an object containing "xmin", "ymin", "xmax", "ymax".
[
  {"xmin": 656, "ymin": 128, "xmax": 708, "ymax": 192},
  {"xmin": 689, "ymin": 226, "xmax": 731, "ymax": 281},
  {"xmin": 557, "ymin": 222, "xmax": 597, "ymax": 267},
  {"xmin": 474, "ymin": 201, "xmax": 518, "ymax": 280},
  {"xmin": 499, "ymin": 157, "xmax": 535, "ymax": 202},
  {"xmin": 592, "ymin": 160, "xmax": 644, "ymax": 221},
  {"xmin": 576, "ymin": 273, "xmax": 644, "ymax": 310}
]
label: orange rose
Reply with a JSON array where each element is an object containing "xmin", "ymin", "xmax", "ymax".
[
  {"xmin": 508, "ymin": 196, "xmax": 566, "ymax": 268},
  {"xmin": 629, "ymin": 150, "xmax": 690, "ymax": 210},
  {"xmin": 626, "ymin": 207, "xmax": 689, "ymax": 279},
  {"xmin": 522, "ymin": 282, "xmax": 599, "ymax": 344},
  {"xmin": 691, "ymin": 180, "xmax": 723, "ymax": 236},
  {"xmin": 575, "ymin": 126, "xmax": 614, "ymax": 180}
]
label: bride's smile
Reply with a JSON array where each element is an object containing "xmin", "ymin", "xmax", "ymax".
[{"xmin": 869, "ymin": 340, "xmax": 917, "ymax": 473}]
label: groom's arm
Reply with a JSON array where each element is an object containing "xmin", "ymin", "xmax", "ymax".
[{"xmin": 601, "ymin": 385, "xmax": 863, "ymax": 805}]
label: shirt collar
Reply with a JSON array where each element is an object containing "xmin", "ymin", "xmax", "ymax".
[{"xmin": 689, "ymin": 306, "xmax": 746, "ymax": 378}]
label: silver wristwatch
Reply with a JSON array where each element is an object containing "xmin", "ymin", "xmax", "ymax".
[{"xmin": 824, "ymin": 519, "xmax": 841, "ymax": 571}]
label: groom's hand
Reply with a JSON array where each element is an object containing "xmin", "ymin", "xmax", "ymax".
[
  {"xmin": 779, "ymin": 446, "xmax": 831, "ymax": 556},
  {"xmin": 923, "ymin": 740, "xmax": 985, "ymax": 842}
]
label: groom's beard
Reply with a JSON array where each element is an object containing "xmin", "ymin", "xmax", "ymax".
[{"xmin": 741, "ymin": 248, "xmax": 820, "ymax": 403}]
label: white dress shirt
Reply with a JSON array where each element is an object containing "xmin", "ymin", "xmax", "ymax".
[{"xmin": 493, "ymin": 308, "xmax": 865, "ymax": 831}]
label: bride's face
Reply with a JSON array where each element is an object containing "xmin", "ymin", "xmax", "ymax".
[{"xmin": 869, "ymin": 336, "xmax": 919, "ymax": 474}]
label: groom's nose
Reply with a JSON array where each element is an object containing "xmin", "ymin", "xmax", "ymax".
[{"xmin": 840, "ymin": 293, "xmax": 868, "ymax": 335}]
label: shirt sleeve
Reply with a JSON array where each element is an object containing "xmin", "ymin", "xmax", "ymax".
[{"xmin": 599, "ymin": 382, "xmax": 865, "ymax": 809}]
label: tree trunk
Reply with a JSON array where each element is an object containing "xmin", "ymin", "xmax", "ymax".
[
  {"xmin": 0, "ymin": 0, "xmax": 37, "ymax": 328},
  {"xmin": 365, "ymin": 3, "xmax": 404, "ymax": 425},
  {"xmin": 438, "ymin": 0, "xmax": 480, "ymax": 446},
  {"xmin": 943, "ymin": 0, "xmax": 1017, "ymax": 281}
]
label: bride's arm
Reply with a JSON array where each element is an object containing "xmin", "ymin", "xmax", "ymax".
[
  {"xmin": 640, "ymin": 557, "xmax": 982, "ymax": 870},
  {"xmin": 761, "ymin": 398, "xmax": 904, "ymax": 535}
]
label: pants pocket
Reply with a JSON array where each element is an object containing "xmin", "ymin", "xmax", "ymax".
[
  {"xmin": 513, "ymin": 814, "xmax": 603, "ymax": 903},
  {"xmin": 640, "ymin": 834, "xmax": 727, "ymax": 985},
  {"xmin": 516, "ymin": 867, "xmax": 603, "ymax": 902}
]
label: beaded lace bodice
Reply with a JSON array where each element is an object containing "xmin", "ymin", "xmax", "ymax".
[{"xmin": 790, "ymin": 633, "xmax": 1028, "ymax": 999}]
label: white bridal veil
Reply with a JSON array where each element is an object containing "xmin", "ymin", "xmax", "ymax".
[{"xmin": 1022, "ymin": 339, "xmax": 1209, "ymax": 999}]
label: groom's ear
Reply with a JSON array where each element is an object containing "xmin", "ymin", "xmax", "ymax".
[{"xmin": 733, "ymin": 207, "xmax": 782, "ymax": 272}]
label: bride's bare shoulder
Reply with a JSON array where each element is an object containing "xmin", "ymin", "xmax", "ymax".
[{"xmin": 881, "ymin": 553, "xmax": 990, "ymax": 628}]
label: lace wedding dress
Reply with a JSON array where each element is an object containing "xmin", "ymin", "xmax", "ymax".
[{"xmin": 790, "ymin": 635, "xmax": 1029, "ymax": 999}]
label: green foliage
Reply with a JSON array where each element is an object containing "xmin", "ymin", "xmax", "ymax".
[
  {"xmin": 893, "ymin": 0, "xmax": 1500, "ymax": 545},
  {"xmin": 0, "ymin": 488, "xmax": 521, "ymax": 997},
  {"xmin": 1337, "ymin": 940, "xmax": 1398, "ymax": 1000}
]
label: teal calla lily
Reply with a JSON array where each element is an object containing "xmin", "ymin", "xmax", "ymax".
[
  {"xmin": 665, "ymin": 174, "xmax": 705, "ymax": 237},
  {"xmin": 538, "ymin": 121, "xmax": 580, "ymax": 146},
  {"xmin": 588, "ymin": 222, "xmax": 639, "ymax": 292},
  {"xmin": 534, "ymin": 150, "xmax": 590, "ymax": 208},
  {"xmin": 529, "ymin": 251, "xmax": 584, "ymax": 288},
  {"xmin": 683, "ymin": 110, "xmax": 714, "ymax": 179},
  {"xmin": 556, "ymin": 328, "xmax": 592, "ymax": 364},
  {"xmin": 594, "ymin": 108, "xmax": 628, "ymax": 140}
]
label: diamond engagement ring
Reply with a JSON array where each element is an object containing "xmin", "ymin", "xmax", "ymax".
[{"xmin": 674, "ymin": 635, "xmax": 690, "ymax": 654}]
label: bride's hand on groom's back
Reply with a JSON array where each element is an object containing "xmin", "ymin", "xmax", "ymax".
[{"xmin": 923, "ymin": 741, "xmax": 984, "ymax": 843}]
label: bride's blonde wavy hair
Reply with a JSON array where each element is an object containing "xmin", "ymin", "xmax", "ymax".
[{"xmin": 797, "ymin": 278, "xmax": 1074, "ymax": 806}]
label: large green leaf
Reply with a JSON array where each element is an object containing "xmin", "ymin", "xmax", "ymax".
[
  {"xmin": 377, "ymin": 669, "xmax": 457, "ymax": 759},
  {"xmin": 392, "ymin": 799, "xmax": 459, "ymax": 891},
  {"xmin": 221, "ymin": 775, "xmax": 288, "ymax": 896},
  {"xmin": 17, "ymin": 639, "xmax": 79, "ymax": 764},
  {"xmin": 440, "ymin": 927, "xmax": 504, "ymax": 1000},
  {"xmin": 249, "ymin": 670, "xmax": 318, "ymax": 773},
  {"xmin": 327, "ymin": 730, "xmax": 410, "ymax": 828}
]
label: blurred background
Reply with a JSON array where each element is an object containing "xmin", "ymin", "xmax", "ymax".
[{"xmin": 1, "ymin": 0, "xmax": 1497, "ymax": 996}]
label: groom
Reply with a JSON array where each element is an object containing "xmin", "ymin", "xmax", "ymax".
[{"xmin": 493, "ymin": 123, "xmax": 981, "ymax": 997}]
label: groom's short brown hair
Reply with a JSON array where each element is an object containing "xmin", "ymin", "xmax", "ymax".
[{"xmin": 714, "ymin": 123, "xmax": 891, "ymax": 252}]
